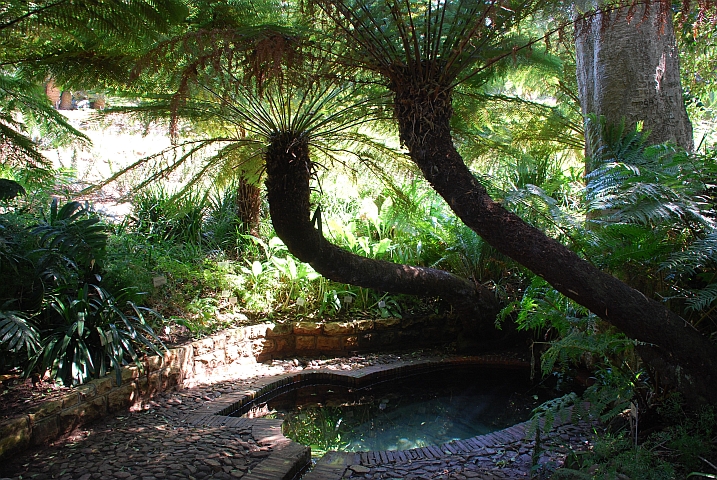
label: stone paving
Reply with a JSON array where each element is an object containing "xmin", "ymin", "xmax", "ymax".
[{"xmin": 0, "ymin": 353, "xmax": 596, "ymax": 480}]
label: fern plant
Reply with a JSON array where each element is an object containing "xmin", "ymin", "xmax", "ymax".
[{"xmin": 584, "ymin": 117, "xmax": 717, "ymax": 330}]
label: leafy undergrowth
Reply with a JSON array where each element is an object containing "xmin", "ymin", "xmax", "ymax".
[{"xmin": 550, "ymin": 396, "xmax": 717, "ymax": 479}]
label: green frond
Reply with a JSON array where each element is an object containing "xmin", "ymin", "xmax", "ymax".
[
  {"xmin": 684, "ymin": 283, "xmax": 717, "ymax": 312},
  {"xmin": 541, "ymin": 328, "xmax": 634, "ymax": 377},
  {"xmin": 0, "ymin": 71, "xmax": 89, "ymax": 179},
  {"xmin": 586, "ymin": 119, "xmax": 714, "ymax": 230},
  {"xmin": 318, "ymin": 0, "xmax": 542, "ymax": 85},
  {"xmin": 0, "ymin": 310, "xmax": 40, "ymax": 354},
  {"xmin": 210, "ymin": 142, "xmax": 266, "ymax": 188},
  {"xmin": 663, "ymin": 231, "xmax": 717, "ymax": 276},
  {"xmin": 0, "ymin": 0, "xmax": 189, "ymax": 184},
  {"xmin": 498, "ymin": 275, "xmax": 593, "ymax": 335},
  {"xmin": 452, "ymin": 44, "xmax": 584, "ymax": 173},
  {"xmin": 0, "ymin": 0, "xmax": 187, "ymax": 47},
  {"xmin": 526, "ymin": 392, "xmax": 578, "ymax": 439}
]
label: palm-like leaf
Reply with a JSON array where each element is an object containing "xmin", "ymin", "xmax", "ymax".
[
  {"xmin": 318, "ymin": 0, "xmax": 541, "ymax": 87},
  {"xmin": 32, "ymin": 200, "xmax": 108, "ymax": 282},
  {"xmin": 34, "ymin": 284, "xmax": 164, "ymax": 386},
  {"xmin": 0, "ymin": 310, "xmax": 40, "ymax": 354},
  {"xmin": 85, "ymin": 49, "xmax": 406, "ymax": 202}
]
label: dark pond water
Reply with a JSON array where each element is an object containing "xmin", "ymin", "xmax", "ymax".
[{"xmin": 239, "ymin": 366, "xmax": 554, "ymax": 456}]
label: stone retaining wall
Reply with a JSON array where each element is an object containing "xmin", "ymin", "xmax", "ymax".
[{"xmin": 0, "ymin": 314, "xmax": 465, "ymax": 459}]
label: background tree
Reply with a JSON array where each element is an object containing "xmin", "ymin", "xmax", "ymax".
[{"xmin": 575, "ymin": 0, "xmax": 694, "ymax": 167}]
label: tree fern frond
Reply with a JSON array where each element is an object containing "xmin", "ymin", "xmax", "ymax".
[
  {"xmin": 662, "ymin": 231, "xmax": 717, "ymax": 276},
  {"xmin": 586, "ymin": 118, "xmax": 715, "ymax": 231},
  {"xmin": 318, "ymin": 0, "xmax": 542, "ymax": 86},
  {"xmin": 0, "ymin": 71, "xmax": 88, "ymax": 178}
]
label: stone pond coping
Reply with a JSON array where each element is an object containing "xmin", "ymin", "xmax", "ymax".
[{"xmin": 183, "ymin": 355, "xmax": 533, "ymax": 479}]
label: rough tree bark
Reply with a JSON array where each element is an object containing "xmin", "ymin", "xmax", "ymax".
[
  {"xmin": 264, "ymin": 131, "xmax": 500, "ymax": 336},
  {"xmin": 575, "ymin": 2, "xmax": 693, "ymax": 162},
  {"xmin": 388, "ymin": 72, "xmax": 717, "ymax": 403},
  {"xmin": 236, "ymin": 177, "xmax": 261, "ymax": 237}
]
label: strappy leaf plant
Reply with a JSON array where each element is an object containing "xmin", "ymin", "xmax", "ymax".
[
  {"xmin": 32, "ymin": 284, "xmax": 164, "ymax": 386},
  {"xmin": 0, "ymin": 198, "xmax": 168, "ymax": 384},
  {"xmin": 32, "ymin": 200, "xmax": 108, "ymax": 284},
  {"xmin": 0, "ymin": 199, "xmax": 107, "ymax": 314}
]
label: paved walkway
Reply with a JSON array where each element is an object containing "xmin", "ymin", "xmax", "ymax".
[{"xmin": 0, "ymin": 353, "xmax": 596, "ymax": 480}]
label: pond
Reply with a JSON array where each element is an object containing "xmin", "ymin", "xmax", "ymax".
[{"xmin": 235, "ymin": 365, "xmax": 554, "ymax": 457}]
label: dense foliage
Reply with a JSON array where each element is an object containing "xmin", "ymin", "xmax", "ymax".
[
  {"xmin": 0, "ymin": 198, "xmax": 164, "ymax": 386},
  {"xmin": 3, "ymin": 0, "xmax": 717, "ymax": 477}
]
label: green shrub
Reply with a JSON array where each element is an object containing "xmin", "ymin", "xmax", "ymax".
[
  {"xmin": 32, "ymin": 284, "xmax": 164, "ymax": 386},
  {"xmin": 0, "ymin": 199, "xmax": 166, "ymax": 386}
]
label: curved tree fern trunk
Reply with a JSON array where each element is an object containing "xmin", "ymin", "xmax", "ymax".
[
  {"xmin": 264, "ymin": 131, "xmax": 500, "ymax": 337},
  {"xmin": 390, "ymin": 75, "xmax": 717, "ymax": 403}
]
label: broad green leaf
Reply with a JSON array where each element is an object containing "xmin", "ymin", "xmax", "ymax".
[
  {"xmin": 357, "ymin": 236, "xmax": 370, "ymax": 256},
  {"xmin": 288, "ymin": 257, "xmax": 297, "ymax": 279},
  {"xmin": 376, "ymin": 238, "xmax": 392, "ymax": 255}
]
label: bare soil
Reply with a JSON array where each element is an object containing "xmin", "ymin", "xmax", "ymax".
[{"xmin": 0, "ymin": 375, "xmax": 71, "ymax": 421}]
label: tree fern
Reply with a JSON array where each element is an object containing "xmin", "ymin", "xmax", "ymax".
[
  {"xmin": 0, "ymin": 0, "xmax": 188, "ymax": 182},
  {"xmin": 86, "ymin": 25, "xmax": 403, "ymax": 202}
]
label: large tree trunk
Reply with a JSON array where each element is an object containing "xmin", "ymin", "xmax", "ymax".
[
  {"xmin": 58, "ymin": 90, "xmax": 73, "ymax": 110},
  {"xmin": 575, "ymin": 3, "xmax": 693, "ymax": 164},
  {"xmin": 390, "ymin": 75, "xmax": 717, "ymax": 403},
  {"xmin": 264, "ymin": 131, "xmax": 500, "ymax": 335}
]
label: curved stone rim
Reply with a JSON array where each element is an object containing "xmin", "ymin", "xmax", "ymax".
[{"xmin": 184, "ymin": 355, "xmax": 534, "ymax": 480}]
